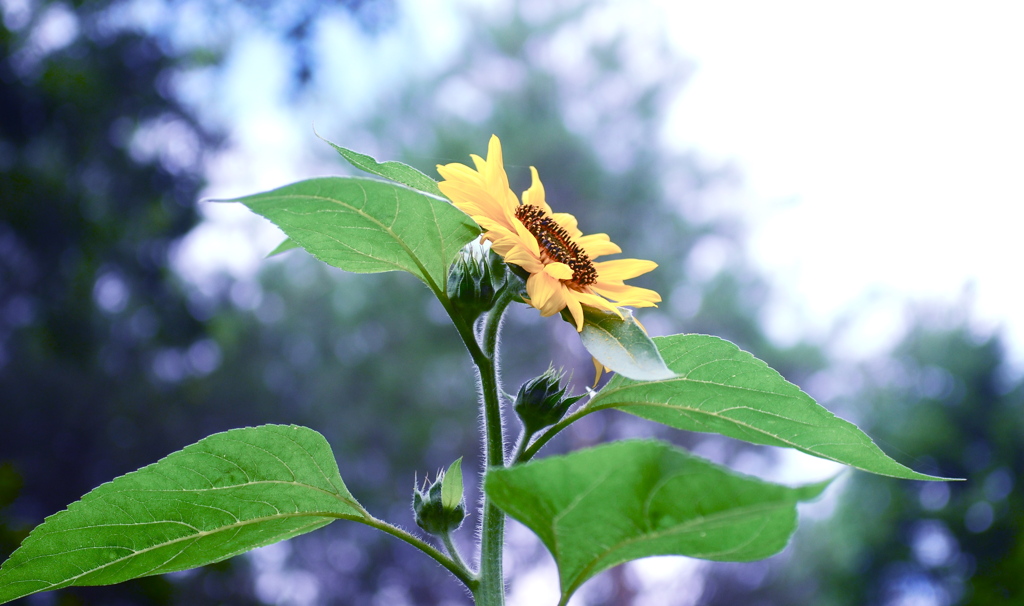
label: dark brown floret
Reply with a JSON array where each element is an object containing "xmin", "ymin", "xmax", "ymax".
[{"xmin": 514, "ymin": 204, "xmax": 597, "ymax": 287}]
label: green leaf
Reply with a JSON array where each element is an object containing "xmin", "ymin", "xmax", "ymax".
[
  {"xmin": 228, "ymin": 177, "xmax": 480, "ymax": 291},
  {"xmin": 573, "ymin": 307, "xmax": 674, "ymax": 381},
  {"xmin": 441, "ymin": 457, "xmax": 464, "ymax": 510},
  {"xmin": 486, "ymin": 440, "xmax": 829, "ymax": 604},
  {"xmin": 589, "ymin": 334, "xmax": 956, "ymax": 481},
  {"xmin": 267, "ymin": 238, "xmax": 300, "ymax": 257},
  {"xmin": 317, "ymin": 132, "xmax": 446, "ymax": 198},
  {"xmin": 0, "ymin": 425, "xmax": 366, "ymax": 604}
]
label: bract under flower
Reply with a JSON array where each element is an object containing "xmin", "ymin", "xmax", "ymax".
[{"xmin": 437, "ymin": 135, "xmax": 660, "ymax": 331}]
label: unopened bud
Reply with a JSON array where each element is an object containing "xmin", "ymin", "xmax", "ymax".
[
  {"xmin": 514, "ymin": 367, "xmax": 585, "ymax": 435},
  {"xmin": 447, "ymin": 245, "xmax": 510, "ymax": 322},
  {"xmin": 412, "ymin": 458, "xmax": 466, "ymax": 535}
]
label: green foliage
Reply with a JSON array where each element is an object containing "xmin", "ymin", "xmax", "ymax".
[
  {"xmin": 0, "ymin": 425, "xmax": 365, "ymax": 604},
  {"xmin": 486, "ymin": 440, "xmax": 830, "ymax": 604},
  {"xmin": 575, "ymin": 307, "xmax": 674, "ymax": 381},
  {"xmin": 589, "ymin": 335, "xmax": 949, "ymax": 481},
  {"xmin": 318, "ymin": 133, "xmax": 446, "ymax": 198},
  {"xmin": 227, "ymin": 177, "xmax": 479, "ymax": 292}
]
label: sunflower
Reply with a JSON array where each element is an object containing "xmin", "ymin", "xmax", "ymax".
[{"xmin": 437, "ymin": 135, "xmax": 660, "ymax": 331}]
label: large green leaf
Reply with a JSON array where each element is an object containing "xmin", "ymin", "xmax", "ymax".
[
  {"xmin": 230, "ymin": 177, "xmax": 480, "ymax": 291},
  {"xmin": 318, "ymin": 133, "xmax": 446, "ymax": 198},
  {"xmin": 0, "ymin": 425, "xmax": 366, "ymax": 604},
  {"xmin": 487, "ymin": 440, "xmax": 829, "ymax": 604},
  {"xmin": 589, "ymin": 334, "xmax": 954, "ymax": 481},
  {"xmin": 572, "ymin": 307, "xmax": 674, "ymax": 381}
]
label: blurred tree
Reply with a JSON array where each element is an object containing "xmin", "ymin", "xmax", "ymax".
[
  {"xmin": 0, "ymin": 0, "xmax": 393, "ymax": 604},
  {"xmin": 2, "ymin": 0, "xmax": 828, "ymax": 604},
  {"xmin": 0, "ymin": 2, "xmax": 215, "ymax": 602}
]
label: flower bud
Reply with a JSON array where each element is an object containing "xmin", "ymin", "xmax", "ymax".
[
  {"xmin": 412, "ymin": 458, "xmax": 466, "ymax": 535},
  {"xmin": 514, "ymin": 367, "xmax": 585, "ymax": 436},
  {"xmin": 447, "ymin": 245, "xmax": 510, "ymax": 323}
]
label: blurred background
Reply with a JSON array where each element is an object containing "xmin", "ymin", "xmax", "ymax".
[{"xmin": 2, "ymin": 0, "xmax": 1022, "ymax": 604}]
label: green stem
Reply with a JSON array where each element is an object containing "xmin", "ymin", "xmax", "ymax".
[
  {"xmin": 440, "ymin": 279, "xmax": 518, "ymax": 604},
  {"xmin": 474, "ymin": 289, "xmax": 516, "ymax": 605},
  {"xmin": 509, "ymin": 429, "xmax": 530, "ymax": 465},
  {"xmin": 517, "ymin": 407, "xmax": 592, "ymax": 464},
  {"xmin": 436, "ymin": 290, "xmax": 487, "ymax": 364},
  {"xmin": 442, "ymin": 530, "xmax": 472, "ymax": 577},
  {"xmin": 360, "ymin": 515, "xmax": 477, "ymax": 590}
]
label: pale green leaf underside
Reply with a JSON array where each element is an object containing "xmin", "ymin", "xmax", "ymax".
[
  {"xmin": 574, "ymin": 307, "xmax": 674, "ymax": 381},
  {"xmin": 318, "ymin": 133, "xmax": 446, "ymax": 198},
  {"xmin": 0, "ymin": 425, "xmax": 364, "ymax": 604},
  {"xmin": 487, "ymin": 440, "xmax": 828, "ymax": 603},
  {"xmin": 231, "ymin": 177, "xmax": 479, "ymax": 290},
  {"xmin": 590, "ymin": 334, "xmax": 953, "ymax": 481}
]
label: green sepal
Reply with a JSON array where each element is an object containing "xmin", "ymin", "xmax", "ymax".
[{"xmin": 440, "ymin": 458, "xmax": 464, "ymax": 511}]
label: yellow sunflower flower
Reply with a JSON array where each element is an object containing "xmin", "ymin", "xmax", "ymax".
[{"xmin": 437, "ymin": 135, "xmax": 661, "ymax": 331}]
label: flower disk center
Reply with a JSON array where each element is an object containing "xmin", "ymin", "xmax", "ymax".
[{"xmin": 515, "ymin": 204, "xmax": 597, "ymax": 287}]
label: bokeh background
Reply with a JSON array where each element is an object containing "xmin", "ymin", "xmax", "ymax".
[{"xmin": 2, "ymin": 0, "xmax": 1023, "ymax": 604}]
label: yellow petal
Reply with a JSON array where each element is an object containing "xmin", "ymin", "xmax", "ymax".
[
  {"xmin": 591, "ymin": 283, "xmax": 662, "ymax": 305},
  {"xmin": 484, "ymin": 136, "xmax": 520, "ymax": 215},
  {"xmin": 503, "ymin": 245, "xmax": 545, "ymax": 273},
  {"xmin": 522, "ymin": 166, "xmax": 548, "ymax": 211},
  {"xmin": 573, "ymin": 291, "xmax": 623, "ymax": 318},
  {"xmin": 510, "ymin": 212, "xmax": 541, "ymax": 257},
  {"xmin": 526, "ymin": 273, "xmax": 566, "ymax": 316},
  {"xmin": 576, "ymin": 233, "xmax": 621, "ymax": 259},
  {"xmin": 591, "ymin": 357, "xmax": 611, "ymax": 387},
  {"xmin": 593, "ymin": 259, "xmax": 658, "ymax": 281},
  {"xmin": 437, "ymin": 162, "xmax": 484, "ymax": 185},
  {"xmin": 543, "ymin": 262, "xmax": 573, "ymax": 280},
  {"xmin": 565, "ymin": 291, "xmax": 585, "ymax": 331}
]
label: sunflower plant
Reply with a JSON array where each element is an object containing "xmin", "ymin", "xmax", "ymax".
[{"xmin": 0, "ymin": 136, "xmax": 956, "ymax": 605}]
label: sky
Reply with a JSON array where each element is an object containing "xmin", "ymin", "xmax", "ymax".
[{"xmin": 656, "ymin": 1, "xmax": 1024, "ymax": 367}]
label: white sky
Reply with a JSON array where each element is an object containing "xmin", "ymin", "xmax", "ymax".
[{"xmin": 657, "ymin": 1, "xmax": 1024, "ymax": 366}]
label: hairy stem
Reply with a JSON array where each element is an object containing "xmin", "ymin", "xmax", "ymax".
[
  {"xmin": 360, "ymin": 515, "xmax": 476, "ymax": 589},
  {"xmin": 442, "ymin": 530, "xmax": 472, "ymax": 579},
  {"xmin": 473, "ymin": 289, "xmax": 516, "ymax": 605},
  {"xmin": 517, "ymin": 406, "xmax": 592, "ymax": 464}
]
